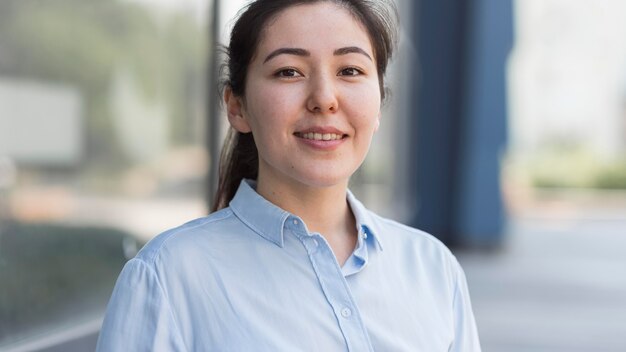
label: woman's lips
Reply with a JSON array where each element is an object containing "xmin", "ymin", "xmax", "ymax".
[
  {"xmin": 294, "ymin": 127, "xmax": 347, "ymax": 140},
  {"xmin": 295, "ymin": 132, "xmax": 345, "ymax": 141},
  {"xmin": 294, "ymin": 129, "xmax": 347, "ymax": 150}
]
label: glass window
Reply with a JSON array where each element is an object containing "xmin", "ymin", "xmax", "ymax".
[{"xmin": 0, "ymin": 0, "xmax": 211, "ymax": 348}]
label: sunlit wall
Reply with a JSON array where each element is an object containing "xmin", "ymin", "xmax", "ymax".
[{"xmin": 507, "ymin": 0, "xmax": 626, "ymax": 192}]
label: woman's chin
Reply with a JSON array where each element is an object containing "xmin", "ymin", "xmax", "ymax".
[{"xmin": 296, "ymin": 173, "xmax": 352, "ymax": 190}]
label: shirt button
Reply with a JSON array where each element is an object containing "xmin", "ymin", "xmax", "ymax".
[
  {"xmin": 341, "ymin": 307, "xmax": 352, "ymax": 318},
  {"xmin": 292, "ymin": 219, "xmax": 298, "ymax": 225}
]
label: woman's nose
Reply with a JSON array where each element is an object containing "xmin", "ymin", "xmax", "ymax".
[{"xmin": 306, "ymin": 73, "xmax": 338, "ymax": 113}]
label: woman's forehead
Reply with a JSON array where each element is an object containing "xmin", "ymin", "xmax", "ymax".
[{"xmin": 254, "ymin": 2, "xmax": 374, "ymax": 59}]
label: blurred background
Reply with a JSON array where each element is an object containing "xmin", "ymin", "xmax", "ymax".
[{"xmin": 0, "ymin": 0, "xmax": 624, "ymax": 351}]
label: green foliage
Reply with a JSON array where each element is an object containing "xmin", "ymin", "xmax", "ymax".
[
  {"xmin": 0, "ymin": 0, "xmax": 208, "ymax": 170},
  {"xmin": 527, "ymin": 141, "xmax": 626, "ymax": 189},
  {"xmin": 594, "ymin": 162, "xmax": 626, "ymax": 189}
]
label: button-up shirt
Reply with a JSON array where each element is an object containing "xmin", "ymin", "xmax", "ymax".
[{"xmin": 97, "ymin": 180, "xmax": 481, "ymax": 351}]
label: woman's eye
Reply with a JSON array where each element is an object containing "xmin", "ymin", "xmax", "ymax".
[
  {"xmin": 275, "ymin": 68, "xmax": 302, "ymax": 78},
  {"xmin": 339, "ymin": 67, "xmax": 363, "ymax": 76}
]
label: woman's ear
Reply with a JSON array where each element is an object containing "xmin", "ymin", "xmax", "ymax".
[{"xmin": 224, "ymin": 87, "xmax": 251, "ymax": 133}]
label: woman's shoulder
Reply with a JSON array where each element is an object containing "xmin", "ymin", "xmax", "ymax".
[
  {"xmin": 364, "ymin": 210, "xmax": 467, "ymax": 298},
  {"xmin": 365, "ymin": 209, "xmax": 457, "ymax": 261},
  {"xmin": 348, "ymin": 191, "xmax": 456, "ymax": 263},
  {"xmin": 133, "ymin": 207, "xmax": 238, "ymax": 266}
]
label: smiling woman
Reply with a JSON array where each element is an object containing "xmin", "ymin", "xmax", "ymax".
[
  {"xmin": 226, "ymin": 2, "xmax": 381, "ymax": 204},
  {"xmin": 97, "ymin": 1, "xmax": 481, "ymax": 351}
]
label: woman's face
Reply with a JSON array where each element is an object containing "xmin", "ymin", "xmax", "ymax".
[{"xmin": 226, "ymin": 2, "xmax": 382, "ymax": 191}]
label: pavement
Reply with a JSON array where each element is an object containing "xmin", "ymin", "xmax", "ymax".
[{"xmin": 457, "ymin": 202, "xmax": 626, "ymax": 352}]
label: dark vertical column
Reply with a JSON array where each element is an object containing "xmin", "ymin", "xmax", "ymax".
[
  {"xmin": 409, "ymin": 0, "xmax": 469, "ymax": 245},
  {"xmin": 454, "ymin": 0, "xmax": 513, "ymax": 246},
  {"xmin": 408, "ymin": 0, "xmax": 513, "ymax": 247},
  {"xmin": 206, "ymin": 0, "xmax": 221, "ymax": 212}
]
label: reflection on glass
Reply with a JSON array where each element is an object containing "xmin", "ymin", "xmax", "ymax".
[{"xmin": 0, "ymin": 0, "xmax": 210, "ymax": 348}]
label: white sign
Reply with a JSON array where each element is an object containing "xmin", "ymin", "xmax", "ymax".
[{"xmin": 0, "ymin": 78, "xmax": 83, "ymax": 166}]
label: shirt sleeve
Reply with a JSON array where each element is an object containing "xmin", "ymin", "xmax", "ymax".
[
  {"xmin": 449, "ymin": 258, "xmax": 482, "ymax": 352},
  {"xmin": 96, "ymin": 258, "xmax": 187, "ymax": 352}
]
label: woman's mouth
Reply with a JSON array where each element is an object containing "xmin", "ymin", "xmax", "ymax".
[
  {"xmin": 295, "ymin": 132, "xmax": 345, "ymax": 141},
  {"xmin": 293, "ymin": 129, "xmax": 347, "ymax": 150}
]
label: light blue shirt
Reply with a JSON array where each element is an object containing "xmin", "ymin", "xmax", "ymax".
[{"xmin": 97, "ymin": 180, "xmax": 481, "ymax": 351}]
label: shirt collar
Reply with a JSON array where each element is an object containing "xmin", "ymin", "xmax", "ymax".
[
  {"xmin": 229, "ymin": 179, "xmax": 383, "ymax": 251},
  {"xmin": 346, "ymin": 189, "xmax": 384, "ymax": 251},
  {"xmin": 229, "ymin": 179, "xmax": 291, "ymax": 248}
]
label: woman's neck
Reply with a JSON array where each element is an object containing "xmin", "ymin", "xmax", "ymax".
[{"xmin": 256, "ymin": 175, "xmax": 358, "ymax": 265}]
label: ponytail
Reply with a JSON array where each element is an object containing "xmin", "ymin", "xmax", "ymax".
[{"xmin": 211, "ymin": 129, "xmax": 258, "ymax": 211}]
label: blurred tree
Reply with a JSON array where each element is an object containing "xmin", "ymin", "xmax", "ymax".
[{"xmin": 0, "ymin": 0, "xmax": 207, "ymax": 172}]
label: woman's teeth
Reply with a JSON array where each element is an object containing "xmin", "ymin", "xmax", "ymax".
[{"xmin": 300, "ymin": 132, "xmax": 342, "ymax": 141}]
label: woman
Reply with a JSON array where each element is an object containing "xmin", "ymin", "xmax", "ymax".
[{"xmin": 97, "ymin": 0, "xmax": 481, "ymax": 351}]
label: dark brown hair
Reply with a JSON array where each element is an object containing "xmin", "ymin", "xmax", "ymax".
[{"xmin": 212, "ymin": 0, "xmax": 398, "ymax": 211}]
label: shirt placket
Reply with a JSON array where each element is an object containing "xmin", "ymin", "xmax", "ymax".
[{"xmin": 290, "ymin": 219, "xmax": 374, "ymax": 352}]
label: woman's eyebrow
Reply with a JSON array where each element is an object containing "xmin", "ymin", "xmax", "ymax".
[
  {"xmin": 334, "ymin": 46, "xmax": 372, "ymax": 61},
  {"xmin": 264, "ymin": 48, "xmax": 310, "ymax": 63},
  {"xmin": 263, "ymin": 46, "xmax": 372, "ymax": 63}
]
